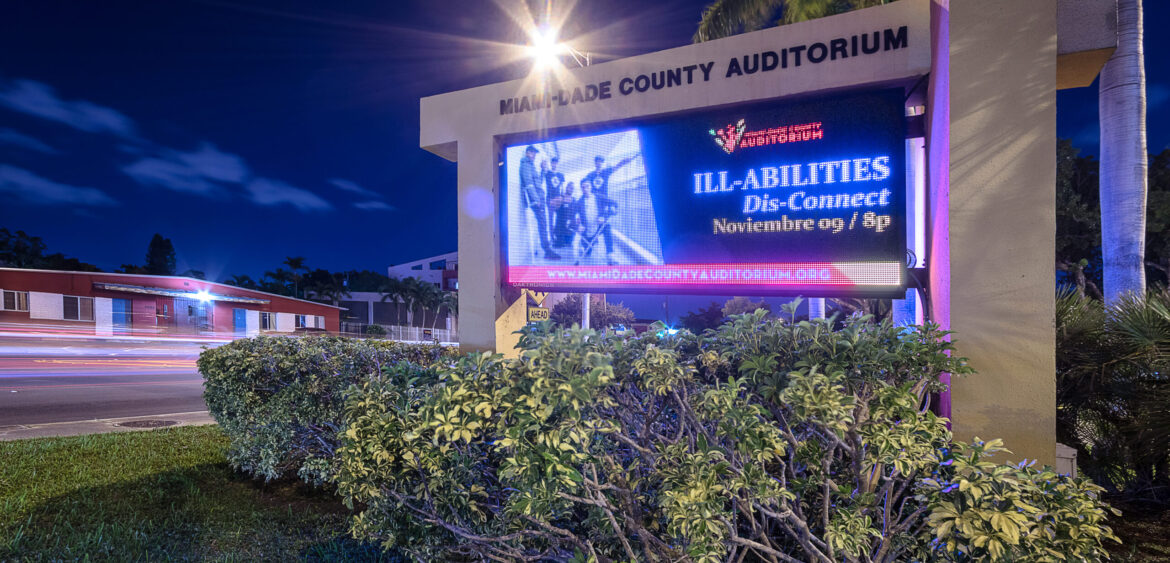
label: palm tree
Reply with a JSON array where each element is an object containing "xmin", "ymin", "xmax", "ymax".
[
  {"xmin": 282, "ymin": 256, "xmax": 308, "ymax": 299},
  {"xmin": 399, "ymin": 277, "xmax": 430, "ymax": 328},
  {"xmin": 225, "ymin": 274, "xmax": 258, "ymax": 289},
  {"xmin": 263, "ymin": 268, "xmax": 295, "ymax": 296},
  {"xmin": 379, "ymin": 277, "xmax": 406, "ymax": 325},
  {"xmin": 694, "ymin": 0, "xmax": 884, "ymax": 42},
  {"xmin": 381, "ymin": 277, "xmax": 430, "ymax": 327},
  {"xmin": 442, "ymin": 290, "xmax": 459, "ymax": 333},
  {"xmin": 307, "ymin": 273, "xmax": 350, "ymax": 307},
  {"xmin": 1099, "ymin": 0, "xmax": 1148, "ymax": 305},
  {"xmin": 1055, "ymin": 287, "xmax": 1170, "ymax": 496},
  {"xmin": 420, "ymin": 284, "xmax": 448, "ymax": 332}
]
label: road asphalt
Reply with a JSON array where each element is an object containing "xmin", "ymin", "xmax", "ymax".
[
  {"xmin": 0, "ymin": 410, "xmax": 215, "ymax": 441},
  {"xmin": 0, "ymin": 337, "xmax": 213, "ymax": 438}
]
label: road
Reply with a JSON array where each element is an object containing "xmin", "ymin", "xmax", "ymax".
[{"xmin": 0, "ymin": 337, "xmax": 211, "ymax": 426}]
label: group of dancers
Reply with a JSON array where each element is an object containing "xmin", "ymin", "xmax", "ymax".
[{"xmin": 518, "ymin": 145, "xmax": 634, "ymax": 265}]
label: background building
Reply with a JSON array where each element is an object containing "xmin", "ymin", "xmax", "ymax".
[
  {"xmin": 387, "ymin": 251, "xmax": 458, "ymax": 290},
  {"xmin": 0, "ymin": 268, "xmax": 340, "ymax": 338}
]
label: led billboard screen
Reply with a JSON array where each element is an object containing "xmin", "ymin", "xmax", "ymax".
[{"xmin": 501, "ymin": 88, "xmax": 907, "ymax": 296}]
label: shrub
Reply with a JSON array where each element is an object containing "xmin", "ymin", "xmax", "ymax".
[
  {"xmin": 198, "ymin": 335, "xmax": 457, "ymax": 485},
  {"xmin": 1056, "ymin": 287, "xmax": 1170, "ymax": 500},
  {"xmin": 364, "ymin": 324, "xmax": 387, "ymax": 336},
  {"xmin": 336, "ymin": 310, "xmax": 1119, "ymax": 561}
]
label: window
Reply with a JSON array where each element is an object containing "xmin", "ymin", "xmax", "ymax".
[
  {"xmin": 1, "ymin": 290, "xmax": 28, "ymax": 312},
  {"xmin": 429, "ymin": 259, "xmax": 446, "ymax": 270},
  {"xmin": 295, "ymin": 314, "xmax": 307, "ymax": 328},
  {"xmin": 63, "ymin": 295, "xmax": 94, "ymax": 321},
  {"xmin": 410, "ymin": 264, "xmax": 423, "ymax": 270},
  {"xmin": 260, "ymin": 312, "xmax": 275, "ymax": 330},
  {"xmin": 315, "ymin": 315, "xmax": 324, "ymax": 329}
]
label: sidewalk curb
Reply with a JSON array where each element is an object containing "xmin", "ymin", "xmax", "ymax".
[{"xmin": 0, "ymin": 411, "xmax": 216, "ymax": 441}]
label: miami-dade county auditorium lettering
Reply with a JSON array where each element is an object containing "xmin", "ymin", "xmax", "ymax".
[{"xmin": 502, "ymin": 88, "xmax": 907, "ymax": 296}]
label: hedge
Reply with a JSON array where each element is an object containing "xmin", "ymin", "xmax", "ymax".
[
  {"xmin": 198, "ymin": 335, "xmax": 458, "ymax": 484},
  {"xmin": 332, "ymin": 310, "xmax": 1120, "ymax": 561},
  {"xmin": 201, "ymin": 312, "xmax": 1120, "ymax": 561}
]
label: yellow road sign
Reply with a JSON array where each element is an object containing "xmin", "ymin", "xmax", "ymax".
[
  {"xmin": 522, "ymin": 289, "xmax": 549, "ymax": 306},
  {"xmin": 527, "ymin": 307, "xmax": 550, "ymax": 322}
]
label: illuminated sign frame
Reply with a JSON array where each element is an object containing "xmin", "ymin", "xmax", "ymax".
[{"xmin": 498, "ymin": 88, "xmax": 911, "ymax": 298}]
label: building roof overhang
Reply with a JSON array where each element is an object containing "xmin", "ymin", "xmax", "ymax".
[{"xmin": 92, "ymin": 282, "xmax": 270, "ymax": 304}]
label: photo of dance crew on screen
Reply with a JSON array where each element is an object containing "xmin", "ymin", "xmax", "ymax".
[{"xmin": 507, "ymin": 129, "xmax": 665, "ymax": 268}]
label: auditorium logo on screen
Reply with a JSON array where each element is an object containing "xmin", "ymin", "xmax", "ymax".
[
  {"xmin": 710, "ymin": 120, "xmax": 746, "ymax": 153},
  {"xmin": 709, "ymin": 119, "xmax": 825, "ymax": 154}
]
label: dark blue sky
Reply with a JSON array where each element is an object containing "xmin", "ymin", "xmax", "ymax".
[{"xmin": 1, "ymin": 1, "xmax": 1166, "ymax": 280}]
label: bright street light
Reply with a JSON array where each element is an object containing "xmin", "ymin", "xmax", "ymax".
[{"xmin": 527, "ymin": 26, "xmax": 563, "ymax": 72}]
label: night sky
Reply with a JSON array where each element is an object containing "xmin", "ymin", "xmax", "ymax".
[{"xmin": 1, "ymin": 1, "xmax": 1167, "ymax": 280}]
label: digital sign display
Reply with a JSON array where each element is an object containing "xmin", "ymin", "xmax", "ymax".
[{"xmin": 501, "ymin": 88, "xmax": 907, "ymax": 297}]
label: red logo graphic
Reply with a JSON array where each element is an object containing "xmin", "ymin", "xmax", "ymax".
[
  {"xmin": 710, "ymin": 120, "xmax": 825, "ymax": 154},
  {"xmin": 710, "ymin": 119, "xmax": 746, "ymax": 154}
]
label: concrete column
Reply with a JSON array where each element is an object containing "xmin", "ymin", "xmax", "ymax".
[
  {"xmin": 944, "ymin": 0, "xmax": 1058, "ymax": 465},
  {"xmin": 457, "ymin": 135, "xmax": 509, "ymax": 352}
]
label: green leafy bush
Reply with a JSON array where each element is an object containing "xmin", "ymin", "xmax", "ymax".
[
  {"xmin": 1056, "ymin": 287, "xmax": 1170, "ymax": 500},
  {"xmin": 925, "ymin": 439, "xmax": 1119, "ymax": 561},
  {"xmin": 335, "ymin": 310, "xmax": 1120, "ymax": 561},
  {"xmin": 198, "ymin": 335, "xmax": 457, "ymax": 484}
]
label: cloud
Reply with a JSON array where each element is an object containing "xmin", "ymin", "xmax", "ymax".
[
  {"xmin": 123, "ymin": 143, "xmax": 248, "ymax": 195},
  {"xmin": 353, "ymin": 200, "xmax": 395, "ymax": 211},
  {"xmin": 0, "ymin": 78, "xmax": 136, "ymax": 139},
  {"xmin": 174, "ymin": 143, "xmax": 249, "ymax": 183},
  {"xmin": 329, "ymin": 178, "xmax": 378, "ymax": 197},
  {"xmin": 0, "ymin": 164, "xmax": 116, "ymax": 206},
  {"xmin": 0, "ymin": 78, "xmax": 340, "ymax": 212},
  {"xmin": 0, "ymin": 128, "xmax": 58, "ymax": 154},
  {"xmin": 246, "ymin": 177, "xmax": 332, "ymax": 212}
]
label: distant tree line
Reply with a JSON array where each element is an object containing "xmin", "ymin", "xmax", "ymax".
[
  {"xmin": 0, "ymin": 228, "xmax": 101, "ymax": 272},
  {"xmin": 1056, "ymin": 140, "xmax": 1170, "ymax": 297}
]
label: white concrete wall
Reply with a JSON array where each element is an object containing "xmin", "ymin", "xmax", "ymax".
[
  {"xmin": 94, "ymin": 297, "xmax": 113, "ymax": 336},
  {"xmin": 246, "ymin": 310, "xmax": 260, "ymax": 337},
  {"xmin": 275, "ymin": 312, "xmax": 296, "ymax": 332},
  {"xmin": 387, "ymin": 251, "xmax": 458, "ymax": 283},
  {"xmin": 28, "ymin": 291, "xmax": 63, "ymax": 320}
]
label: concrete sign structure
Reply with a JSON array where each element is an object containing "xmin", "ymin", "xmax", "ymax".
[{"xmin": 420, "ymin": 0, "xmax": 1117, "ymax": 465}]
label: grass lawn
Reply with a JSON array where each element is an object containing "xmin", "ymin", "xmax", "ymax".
[
  {"xmin": 0, "ymin": 426, "xmax": 390, "ymax": 562},
  {"xmin": 3, "ymin": 425, "xmax": 1168, "ymax": 561}
]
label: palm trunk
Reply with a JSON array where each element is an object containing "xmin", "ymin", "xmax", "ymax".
[{"xmin": 1099, "ymin": 0, "xmax": 1148, "ymax": 304}]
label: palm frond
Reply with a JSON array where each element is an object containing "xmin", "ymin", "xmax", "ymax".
[{"xmin": 694, "ymin": 0, "xmax": 782, "ymax": 42}]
